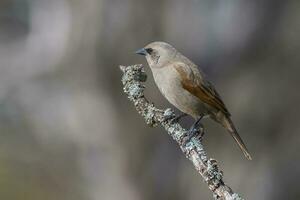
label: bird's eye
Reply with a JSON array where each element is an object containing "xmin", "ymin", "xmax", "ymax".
[{"xmin": 145, "ymin": 48, "xmax": 153, "ymax": 54}]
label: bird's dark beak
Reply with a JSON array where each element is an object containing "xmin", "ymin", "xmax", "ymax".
[{"xmin": 135, "ymin": 48, "xmax": 147, "ymax": 56}]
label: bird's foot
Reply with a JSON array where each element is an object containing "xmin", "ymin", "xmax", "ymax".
[
  {"xmin": 182, "ymin": 124, "xmax": 205, "ymax": 145},
  {"xmin": 163, "ymin": 113, "xmax": 187, "ymax": 124},
  {"xmin": 182, "ymin": 115, "xmax": 205, "ymax": 145}
]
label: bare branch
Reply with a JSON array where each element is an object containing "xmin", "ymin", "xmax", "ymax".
[{"xmin": 120, "ymin": 64, "xmax": 244, "ymax": 200}]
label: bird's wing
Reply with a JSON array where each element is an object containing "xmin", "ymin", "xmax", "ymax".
[{"xmin": 173, "ymin": 62, "xmax": 230, "ymax": 116}]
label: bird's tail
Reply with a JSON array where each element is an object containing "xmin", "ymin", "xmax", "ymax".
[{"xmin": 222, "ymin": 117, "xmax": 252, "ymax": 160}]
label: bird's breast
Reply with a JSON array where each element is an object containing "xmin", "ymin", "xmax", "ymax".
[
  {"xmin": 152, "ymin": 66, "xmax": 180, "ymax": 96},
  {"xmin": 151, "ymin": 66, "xmax": 208, "ymax": 118}
]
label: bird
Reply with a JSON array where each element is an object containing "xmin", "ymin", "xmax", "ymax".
[{"xmin": 135, "ymin": 41, "xmax": 252, "ymax": 160}]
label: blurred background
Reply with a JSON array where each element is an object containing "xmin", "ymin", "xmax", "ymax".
[{"xmin": 0, "ymin": 0, "xmax": 299, "ymax": 199}]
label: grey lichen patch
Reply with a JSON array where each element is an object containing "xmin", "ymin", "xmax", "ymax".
[
  {"xmin": 121, "ymin": 68, "xmax": 132, "ymax": 84},
  {"xmin": 121, "ymin": 65, "xmax": 147, "ymax": 100},
  {"xmin": 206, "ymin": 159, "xmax": 223, "ymax": 188},
  {"xmin": 121, "ymin": 64, "xmax": 145, "ymax": 83},
  {"xmin": 193, "ymin": 138, "xmax": 208, "ymax": 161},
  {"xmin": 165, "ymin": 124, "xmax": 185, "ymax": 142},
  {"xmin": 119, "ymin": 65, "xmax": 127, "ymax": 73},
  {"xmin": 127, "ymin": 83, "xmax": 144, "ymax": 99},
  {"xmin": 173, "ymin": 125, "xmax": 186, "ymax": 141},
  {"xmin": 231, "ymin": 193, "xmax": 244, "ymax": 200},
  {"xmin": 183, "ymin": 140, "xmax": 195, "ymax": 155},
  {"xmin": 144, "ymin": 104, "xmax": 158, "ymax": 127}
]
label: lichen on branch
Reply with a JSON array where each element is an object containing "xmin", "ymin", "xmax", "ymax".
[{"xmin": 120, "ymin": 64, "xmax": 244, "ymax": 200}]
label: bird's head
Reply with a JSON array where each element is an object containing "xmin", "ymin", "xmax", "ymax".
[{"xmin": 135, "ymin": 41, "xmax": 177, "ymax": 68}]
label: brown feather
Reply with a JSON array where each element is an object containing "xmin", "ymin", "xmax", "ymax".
[
  {"xmin": 222, "ymin": 117, "xmax": 252, "ymax": 160},
  {"xmin": 173, "ymin": 63, "xmax": 230, "ymax": 115}
]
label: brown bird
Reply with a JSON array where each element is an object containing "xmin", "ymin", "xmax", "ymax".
[{"xmin": 136, "ymin": 41, "xmax": 252, "ymax": 160}]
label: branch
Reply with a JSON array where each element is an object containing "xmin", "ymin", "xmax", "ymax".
[{"xmin": 120, "ymin": 64, "xmax": 244, "ymax": 200}]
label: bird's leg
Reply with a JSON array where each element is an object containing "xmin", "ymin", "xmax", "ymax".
[
  {"xmin": 163, "ymin": 113, "xmax": 188, "ymax": 123},
  {"xmin": 182, "ymin": 115, "xmax": 205, "ymax": 145}
]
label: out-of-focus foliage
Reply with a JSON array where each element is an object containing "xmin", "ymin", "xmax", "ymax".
[{"xmin": 0, "ymin": 0, "xmax": 299, "ymax": 199}]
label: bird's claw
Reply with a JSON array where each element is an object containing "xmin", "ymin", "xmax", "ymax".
[{"xmin": 182, "ymin": 123, "xmax": 205, "ymax": 146}]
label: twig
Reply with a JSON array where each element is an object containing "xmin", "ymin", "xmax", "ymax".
[{"xmin": 120, "ymin": 64, "xmax": 244, "ymax": 200}]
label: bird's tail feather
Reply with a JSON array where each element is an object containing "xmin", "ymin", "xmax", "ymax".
[{"xmin": 222, "ymin": 117, "xmax": 252, "ymax": 160}]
